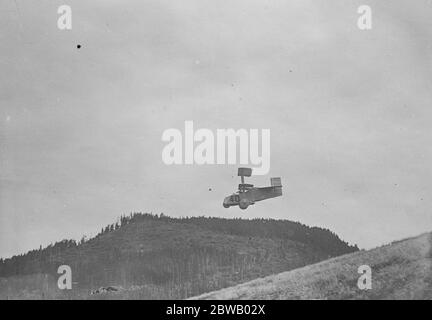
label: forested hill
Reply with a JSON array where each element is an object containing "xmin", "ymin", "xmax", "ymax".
[{"xmin": 0, "ymin": 213, "xmax": 358, "ymax": 299}]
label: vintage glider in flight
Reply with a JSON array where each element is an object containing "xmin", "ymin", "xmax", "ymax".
[{"xmin": 223, "ymin": 168, "xmax": 282, "ymax": 210}]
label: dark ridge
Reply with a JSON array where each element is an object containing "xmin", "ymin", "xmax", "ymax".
[{"xmin": 0, "ymin": 213, "xmax": 358, "ymax": 299}]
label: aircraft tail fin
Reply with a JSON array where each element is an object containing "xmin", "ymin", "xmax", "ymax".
[{"xmin": 270, "ymin": 177, "xmax": 282, "ymax": 187}]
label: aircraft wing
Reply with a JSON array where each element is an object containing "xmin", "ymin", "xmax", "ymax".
[{"xmin": 250, "ymin": 186, "xmax": 282, "ymax": 202}]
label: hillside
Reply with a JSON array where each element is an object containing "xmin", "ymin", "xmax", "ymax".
[
  {"xmin": 0, "ymin": 213, "xmax": 357, "ymax": 299},
  {"xmin": 192, "ymin": 232, "xmax": 432, "ymax": 300}
]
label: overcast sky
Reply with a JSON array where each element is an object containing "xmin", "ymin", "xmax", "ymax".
[{"xmin": 1, "ymin": 0, "xmax": 432, "ymax": 258}]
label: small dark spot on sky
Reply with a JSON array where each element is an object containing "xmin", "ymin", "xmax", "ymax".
[
  {"xmin": 208, "ymin": 188, "xmax": 212, "ymax": 191},
  {"xmin": 77, "ymin": 44, "xmax": 81, "ymax": 49}
]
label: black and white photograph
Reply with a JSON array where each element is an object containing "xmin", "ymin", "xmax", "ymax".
[{"xmin": 1, "ymin": 0, "xmax": 432, "ymax": 306}]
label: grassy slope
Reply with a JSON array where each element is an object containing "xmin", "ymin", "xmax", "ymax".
[{"xmin": 192, "ymin": 232, "xmax": 432, "ymax": 300}]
